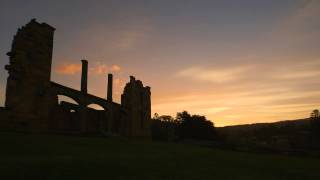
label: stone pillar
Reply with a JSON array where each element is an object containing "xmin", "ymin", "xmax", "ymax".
[
  {"xmin": 81, "ymin": 60, "xmax": 88, "ymax": 93},
  {"xmin": 107, "ymin": 73, "xmax": 113, "ymax": 102},
  {"xmin": 107, "ymin": 110, "xmax": 113, "ymax": 134},
  {"xmin": 79, "ymin": 105, "xmax": 87, "ymax": 134}
]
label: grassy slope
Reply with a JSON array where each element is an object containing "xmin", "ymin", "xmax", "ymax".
[{"xmin": 0, "ymin": 132, "xmax": 319, "ymax": 180}]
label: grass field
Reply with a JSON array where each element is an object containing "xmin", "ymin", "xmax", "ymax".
[{"xmin": 0, "ymin": 132, "xmax": 320, "ymax": 180}]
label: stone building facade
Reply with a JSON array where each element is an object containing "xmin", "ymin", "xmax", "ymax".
[{"xmin": 0, "ymin": 19, "xmax": 151, "ymax": 138}]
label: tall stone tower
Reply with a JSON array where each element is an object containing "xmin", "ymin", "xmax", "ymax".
[
  {"xmin": 121, "ymin": 76, "xmax": 151, "ymax": 138},
  {"xmin": 5, "ymin": 19, "xmax": 55, "ymax": 130}
]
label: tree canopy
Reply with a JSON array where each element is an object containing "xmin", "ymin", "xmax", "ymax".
[{"xmin": 152, "ymin": 111, "xmax": 217, "ymax": 141}]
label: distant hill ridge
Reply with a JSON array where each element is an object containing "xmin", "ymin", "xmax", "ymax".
[
  {"xmin": 218, "ymin": 118, "xmax": 310, "ymax": 132},
  {"xmin": 216, "ymin": 118, "xmax": 320, "ymax": 155}
]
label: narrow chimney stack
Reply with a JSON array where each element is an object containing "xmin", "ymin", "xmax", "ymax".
[
  {"xmin": 107, "ymin": 73, "xmax": 113, "ymax": 102},
  {"xmin": 81, "ymin": 60, "xmax": 88, "ymax": 93}
]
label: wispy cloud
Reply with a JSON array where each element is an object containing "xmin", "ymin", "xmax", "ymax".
[
  {"xmin": 110, "ymin": 65, "xmax": 121, "ymax": 72},
  {"xmin": 177, "ymin": 65, "xmax": 253, "ymax": 83},
  {"xmin": 90, "ymin": 63, "xmax": 109, "ymax": 75},
  {"xmin": 55, "ymin": 63, "xmax": 82, "ymax": 75},
  {"xmin": 152, "ymin": 89, "xmax": 320, "ymax": 126},
  {"xmin": 265, "ymin": 0, "xmax": 320, "ymax": 56},
  {"xmin": 163, "ymin": 56, "xmax": 320, "ymax": 126},
  {"xmin": 115, "ymin": 31, "xmax": 146, "ymax": 49},
  {"xmin": 55, "ymin": 62, "xmax": 122, "ymax": 75}
]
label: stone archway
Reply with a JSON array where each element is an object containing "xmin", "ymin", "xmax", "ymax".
[
  {"xmin": 57, "ymin": 95, "xmax": 80, "ymax": 106},
  {"xmin": 83, "ymin": 103, "xmax": 109, "ymax": 134},
  {"xmin": 49, "ymin": 94, "xmax": 82, "ymax": 132},
  {"xmin": 50, "ymin": 81, "xmax": 116, "ymax": 134}
]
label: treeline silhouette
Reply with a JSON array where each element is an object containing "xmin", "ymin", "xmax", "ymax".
[
  {"xmin": 152, "ymin": 109, "xmax": 320, "ymax": 156},
  {"xmin": 152, "ymin": 111, "xmax": 218, "ymax": 142}
]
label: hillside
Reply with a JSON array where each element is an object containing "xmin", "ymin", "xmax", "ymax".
[
  {"xmin": 218, "ymin": 118, "xmax": 310, "ymax": 131},
  {"xmin": 216, "ymin": 118, "xmax": 318, "ymax": 154},
  {"xmin": 0, "ymin": 132, "xmax": 320, "ymax": 180}
]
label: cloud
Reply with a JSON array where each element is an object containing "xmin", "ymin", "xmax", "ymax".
[
  {"xmin": 115, "ymin": 31, "xmax": 146, "ymax": 49},
  {"xmin": 63, "ymin": 17, "xmax": 151, "ymax": 56},
  {"xmin": 274, "ymin": 69, "xmax": 320, "ymax": 80},
  {"xmin": 55, "ymin": 63, "xmax": 82, "ymax": 75},
  {"xmin": 55, "ymin": 62, "xmax": 121, "ymax": 75},
  {"xmin": 177, "ymin": 58, "xmax": 320, "ymax": 88},
  {"xmin": 281, "ymin": 0, "xmax": 320, "ymax": 36},
  {"xmin": 266, "ymin": 0, "xmax": 320, "ymax": 55},
  {"xmin": 114, "ymin": 78, "xmax": 122, "ymax": 85},
  {"xmin": 110, "ymin": 65, "xmax": 121, "ymax": 72},
  {"xmin": 89, "ymin": 64, "xmax": 109, "ymax": 75},
  {"xmin": 152, "ymin": 89, "xmax": 320, "ymax": 126},
  {"xmin": 164, "ymin": 57, "xmax": 320, "ymax": 126},
  {"xmin": 177, "ymin": 65, "xmax": 253, "ymax": 83}
]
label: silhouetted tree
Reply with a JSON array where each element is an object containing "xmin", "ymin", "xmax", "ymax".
[
  {"xmin": 176, "ymin": 111, "xmax": 217, "ymax": 140},
  {"xmin": 152, "ymin": 111, "xmax": 218, "ymax": 141},
  {"xmin": 310, "ymin": 109, "xmax": 320, "ymax": 149},
  {"xmin": 311, "ymin": 109, "xmax": 320, "ymax": 120},
  {"xmin": 151, "ymin": 113, "xmax": 177, "ymax": 141}
]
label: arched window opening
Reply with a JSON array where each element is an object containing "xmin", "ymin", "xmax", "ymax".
[
  {"xmin": 57, "ymin": 95, "xmax": 79, "ymax": 105},
  {"xmin": 87, "ymin": 104, "xmax": 105, "ymax": 110}
]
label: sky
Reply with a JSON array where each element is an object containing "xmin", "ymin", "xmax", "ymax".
[{"xmin": 0, "ymin": 0, "xmax": 320, "ymax": 126}]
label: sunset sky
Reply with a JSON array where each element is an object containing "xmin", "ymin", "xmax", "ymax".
[{"xmin": 0, "ymin": 0, "xmax": 320, "ymax": 126}]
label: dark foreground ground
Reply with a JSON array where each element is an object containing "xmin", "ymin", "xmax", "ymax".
[{"xmin": 0, "ymin": 132, "xmax": 320, "ymax": 180}]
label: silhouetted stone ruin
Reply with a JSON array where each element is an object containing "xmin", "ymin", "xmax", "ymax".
[
  {"xmin": 121, "ymin": 76, "xmax": 151, "ymax": 137},
  {"xmin": 0, "ymin": 19, "xmax": 151, "ymax": 138}
]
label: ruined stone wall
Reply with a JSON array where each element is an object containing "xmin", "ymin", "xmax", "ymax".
[
  {"xmin": 0, "ymin": 107, "xmax": 10, "ymax": 130},
  {"xmin": 85, "ymin": 109, "xmax": 107, "ymax": 134},
  {"xmin": 49, "ymin": 101, "xmax": 80, "ymax": 132},
  {"xmin": 49, "ymin": 101, "xmax": 118, "ymax": 135},
  {"xmin": 109, "ymin": 103, "xmax": 122, "ymax": 133},
  {"xmin": 1, "ymin": 20, "xmax": 152, "ymax": 138},
  {"xmin": 5, "ymin": 19, "xmax": 56, "ymax": 131},
  {"xmin": 121, "ymin": 76, "xmax": 151, "ymax": 138}
]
